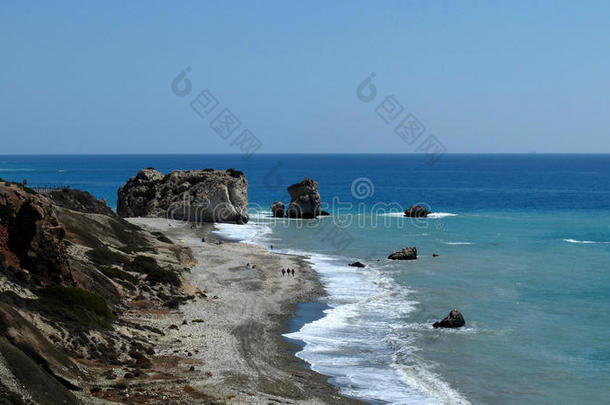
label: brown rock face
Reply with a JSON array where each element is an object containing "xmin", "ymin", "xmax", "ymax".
[
  {"xmin": 388, "ymin": 247, "xmax": 417, "ymax": 260},
  {"xmin": 0, "ymin": 182, "xmax": 71, "ymax": 284},
  {"xmin": 117, "ymin": 168, "xmax": 249, "ymax": 224},
  {"xmin": 286, "ymin": 178, "xmax": 321, "ymax": 219}
]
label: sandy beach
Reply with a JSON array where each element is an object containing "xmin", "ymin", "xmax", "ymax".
[{"xmin": 126, "ymin": 218, "xmax": 365, "ymax": 404}]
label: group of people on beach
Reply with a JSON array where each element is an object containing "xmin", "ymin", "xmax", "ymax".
[{"xmin": 282, "ymin": 268, "xmax": 295, "ymax": 277}]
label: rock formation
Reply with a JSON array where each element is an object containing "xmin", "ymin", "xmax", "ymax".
[
  {"xmin": 348, "ymin": 261, "xmax": 366, "ymax": 268},
  {"xmin": 117, "ymin": 168, "xmax": 249, "ymax": 224},
  {"xmin": 46, "ymin": 188, "xmax": 118, "ymax": 217},
  {"xmin": 388, "ymin": 247, "xmax": 417, "ymax": 260},
  {"xmin": 404, "ymin": 205, "xmax": 430, "ymax": 217},
  {"xmin": 271, "ymin": 201, "xmax": 285, "ymax": 218},
  {"xmin": 433, "ymin": 309, "xmax": 465, "ymax": 328},
  {"xmin": 0, "ymin": 179, "xmax": 196, "ymax": 402},
  {"xmin": 286, "ymin": 178, "xmax": 321, "ymax": 219}
]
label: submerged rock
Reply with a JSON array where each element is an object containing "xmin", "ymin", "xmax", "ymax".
[
  {"xmin": 286, "ymin": 178, "xmax": 321, "ymax": 219},
  {"xmin": 433, "ymin": 309, "xmax": 465, "ymax": 328},
  {"xmin": 320, "ymin": 210, "xmax": 330, "ymax": 216},
  {"xmin": 270, "ymin": 201, "xmax": 285, "ymax": 218},
  {"xmin": 388, "ymin": 247, "xmax": 417, "ymax": 260},
  {"xmin": 404, "ymin": 205, "xmax": 430, "ymax": 218},
  {"xmin": 348, "ymin": 261, "xmax": 366, "ymax": 268},
  {"xmin": 117, "ymin": 168, "xmax": 249, "ymax": 224}
]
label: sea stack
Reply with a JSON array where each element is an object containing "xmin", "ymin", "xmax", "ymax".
[
  {"xmin": 117, "ymin": 168, "xmax": 249, "ymax": 224},
  {"xmin": 286, "ymin": 178, "xmax": 321, "ymax": 219},
  {"xmin": 270, "ymin": 201, "xmax": 285, "ymax": 218},
  {"xmin": 433, "ymin": 309, "xmax": 465, "ymax": 328},
  {"xmin": 388, "ymin": 247, "xmax": 417, "ymax": 260},
  {"xmin": 404, "ymin": 205, "xmax": 430, "ymax": 218}
]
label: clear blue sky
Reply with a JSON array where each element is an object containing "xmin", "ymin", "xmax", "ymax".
[{"xmin": 1, "ymin": 1, "xmax": 609, "ymax": 154}]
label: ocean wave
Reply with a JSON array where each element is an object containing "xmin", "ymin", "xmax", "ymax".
[
  {"xmin": 442, "ymin": 241, "xmax": 473, "ymax": 245},
  {"xmin": 427, "ymin": 212, "xmax": 457, "ymax": 219},
  {"xmin": 379, "ymin": 212, "xmax": 458, "ymax": 219},
  {"xmin": 281, "ymin": 253, "xmax": 460, "ymax": 404},
  {"xmin": 563, "ymin": 238, "xmax": 610, "ymax": 244},
  {"xmin": 248, "ymin": 230, "xmax": 467, "ymax": 403},
  {"xmin": 0, "ymin": 168, "xmax": 35, "ymax": 172},
  {"xmin": 211, "ymin": 223, "xmax": 271, "ymax": 243}
]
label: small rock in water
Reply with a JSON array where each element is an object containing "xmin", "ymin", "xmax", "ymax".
[
  {"xmin": 404, "ymin": 204, "xmax": 431, "ymax": 218},
  {"xmin": 432, "ymin": 253, "xmax": 439, "ymax": 257},
  {"xmin": 388, "ymin": 247, "xmax": 417, "ymax": 260},
  {"xmin": 433, "ymin": 309, "xmax": 465, "ymax": 328},
  {"xmin": 348, "ymin": 261, "xmax": 366, "ymax": 268}
]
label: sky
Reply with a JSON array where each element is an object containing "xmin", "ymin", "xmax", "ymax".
[{"xmin": 1, "ymin": 0, "xmax": 609, "ymax": 154}]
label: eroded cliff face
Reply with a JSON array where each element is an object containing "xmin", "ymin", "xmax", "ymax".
[
  {"xmin": 117, "ymin": 168, "xmax": 249, "ymax": 224},
  {"xmin": 0, "ymin": 180, "xmax": 197, "ymax": 404},
  {"xmin": 0, "ymin": 183, "xmax": 71, "ymax": 285}
]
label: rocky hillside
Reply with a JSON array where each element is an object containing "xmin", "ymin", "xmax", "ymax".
[
  {"xmin": 117, "ymin": 168, "xmax": 249, "ymax": 224},
  {"xmin": 0, "ymin": 180, "xmax": 197, "ymax": 404}
]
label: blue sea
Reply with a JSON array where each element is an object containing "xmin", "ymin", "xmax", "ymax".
[{"xmin": 1, "ymin": 154, "xmax": 609, "ymax": 404}]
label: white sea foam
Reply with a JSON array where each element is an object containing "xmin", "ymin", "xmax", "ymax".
[
  {"xmin": 211, "ymin": 222, "xmax": 271, "ymax": 243},
  {"xmin": 427, "ymin": 212, "xmax": 457, "ymax": 219},
  {"xmin": 379, "ymin": 212, "xmax": 458, "ymax": 219},
  {"xmin": 563, "ymin": 238, "xmax": 610, "ymax": 244},
  {"xmin": 235, "ymin": 221, "xmax": 469, "ymax": 404},
  {"xmin": 279, "ymin": 252, "xmax": 468, "ymax": 404},
  {"xmin": 442, "ymin": 241, "xmax": 474, "ymax": 245}
]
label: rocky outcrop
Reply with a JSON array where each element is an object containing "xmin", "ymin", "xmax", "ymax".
[
  {"xmin": 117, "ymin": 168, "xmax": 249, "ymax": 224},
  {"xmin": 0, "ymin": 181, "xmax": 71, "ymax": 285},
  {"xmin": 433, "ymin": 309, "xmax": 465, "ymax": 328},
  {"xmin": 286, "ymin": 178, "xmax": 321, "ymax": 219},
  {"xmin": 46, "ymin": 188, "xmax": 117, "ymax": 218},
  {"xmin": 271, "ymin": 201, "xmax": 285, "ymax": 218},
  {"xmin": 348, "ymin": 261, "xmax": 366, "ymax": 268},
  {"xmin": 404, "ymin": 205, "xmax": 430, "ymax": 218},
  {"xmin": 0, "ymin": 179, "xmax": 199, "ymax": 402},
  {"xmin": 388, "ymin": 247, "xmax": 417, "ymax": 260}
]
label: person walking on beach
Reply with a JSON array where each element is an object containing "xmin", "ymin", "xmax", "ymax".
[
  {"xmin": 281, "ymin": 268, "xmax": 285, "ymax": 276},
  {"xmin": 291, "ymin": 269, "xmax": 295, "ymax": 277}
]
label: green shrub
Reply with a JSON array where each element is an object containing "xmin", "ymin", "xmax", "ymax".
[
  {"xmin": 146, "ymin": 268, "xmax": 180, "ymax": 286},
  {"xmin": 191, "ymin": 318, "xmax": 204, "ymax": 323},
  {"xmin": 98, "ymin": 266, "xmax": 139, "ymax": 285},
  {"xmin": 225, "ymin": 168, "xmax": 244, "ymax": 178},
  {"xmin": 37, "ymin": 286, "xmax": 115, "ymax": 328},
  {"xmin": 3, "ymin": 393, "xmax": 26, "ymax": 405},
  {"xmin": 86, "ymin": 246, "xmax": 129, "ymax": 266},
  {"xmin": 152, "ymin": 231, "xmax": 173, "ymax": 244},
  {"xmin": 123, "ymin": 255, "xmax": 160, "ymax": 274},
  {"xmin": 202, "ymin": 168, "xmax": 214, "ymax": 172},
  {"xmin": 123, "ymin": 255, "xmax": 180, "ymax": 286}
]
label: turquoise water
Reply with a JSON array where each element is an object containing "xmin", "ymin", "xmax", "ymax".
[{"xmin": 1, "ymin": 154, "xmax": 609, "ymax": 404}]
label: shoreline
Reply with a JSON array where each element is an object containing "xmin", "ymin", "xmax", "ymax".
[{"xmin": 129, "ymin": 218, "xmax": 366, "ymax": 404}]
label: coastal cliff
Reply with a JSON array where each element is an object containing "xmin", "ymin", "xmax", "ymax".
[
  {"xmin": 0, "ymin": 180, "xmax": 196, "ymax": 403},
  {"xmin": 117, "ymin": 168, "xmax": 249, "ymax": 224}
]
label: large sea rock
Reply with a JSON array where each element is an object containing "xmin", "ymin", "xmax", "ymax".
[
  {"xmin": 271, "ymin": 201, "xmax": 285, "ymax": 218},
  {"xmin": 117, "ymin": 168, "xmax": 249, "ymax": 224},
  {"xmin": 286, "ymin": 178, "xmax": 321, "ymax": 219},
  {"xmin": 404, "ymin": 205, "xmax": 430, "ymax": 218},
  {"xmin": 433, "ymin": 309, "xmax": 465, "ymax": 328},
  {"xmin": 388, "ymin": 247, "xmax": 417, "ymax": 260}
]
